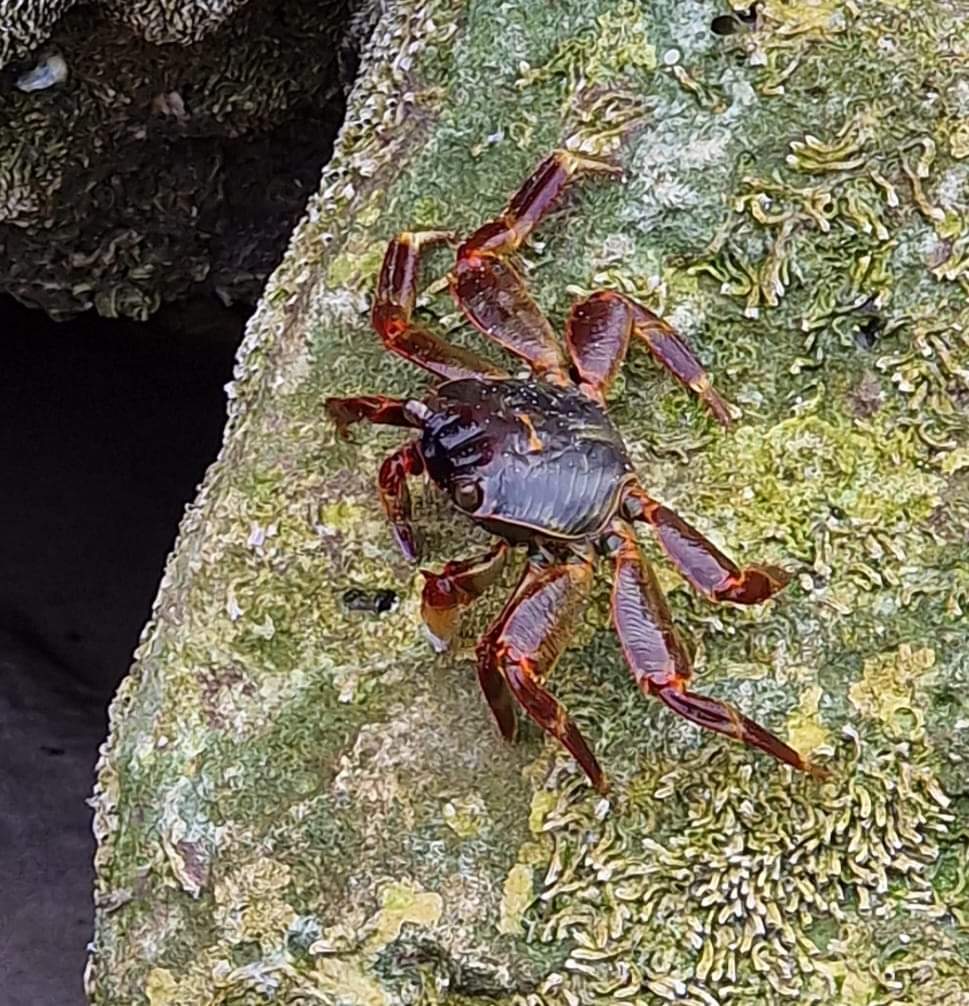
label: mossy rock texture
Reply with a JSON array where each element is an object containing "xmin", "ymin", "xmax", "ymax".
[{"xmin": 90, "ymin": 1, "xmax": 969, "ymax": 1003}]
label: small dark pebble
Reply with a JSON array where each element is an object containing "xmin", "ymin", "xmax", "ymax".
[{"xmin": 342, "ymin": 587, "xmax": 399, "ymax": 614}]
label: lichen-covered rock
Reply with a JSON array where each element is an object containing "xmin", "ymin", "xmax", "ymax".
[
  {"xmin": 89, "ymin": 1, "xmax": 969, "ymax": 1003},
  {"xmin": 0, "ymin": 0, "xmax": 354, "ymax": 319}
]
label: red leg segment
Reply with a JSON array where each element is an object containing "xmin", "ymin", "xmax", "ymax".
[
  {"xmin": 378, "ymin": 441, "xmax": 425, "ymax": 562},
  {"xmin": 451, "ymin": 256, "xmax": 569, "ymax": 380},
  {"xmin": 622, "ymin": 486, "xmax": 792, "ymax": 605},
  {"xmin": 373, "ymin": 231, "xmax": 508, "ymax": 381},
  {"xmin": 420, "ymin": 541, "xmax": 509, "ymax": 652},
  {"xmin": 477, "ymin": 657, "xmax": 519, "ymax": 749},
  {"xmin": 631, "ymin": 306, "xmax": 732, "ymax": 427},
  {"xmin": 564, "ymin": 291, "xmax": 633, "ymax": 402},
  {"xmin": 609, "ymin": 525, "xmax": 825, "ymax": 778},
  {"xmin": 477, "ymin": 555, "xmax": 607, "ymax": 793},
  {"xmin": 325, "ymin": 394, "xmax": 418, "ymax": 438},
  {"xmin": 460, "ymin": 150, "xmax": 622, "ymax": 258},
  {"xmin": 565, "ymin": 290, "xmax": 730, "ymax": 423},
  {"xmin": 450, "ymin": 151, "xmax": 621, "ymax": 383}
]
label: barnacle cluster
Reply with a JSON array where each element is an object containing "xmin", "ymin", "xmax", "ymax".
[
  {"xmin": 90, "ymin": 0, "xmax": 968, "ymax": 1004},
  {"xmin": 0, "ymin": 0, "xmax": 352, "ymax": 319},
  {"xmin": 0, "ymin": 0, "xmax": 74, "ymax": 68}
]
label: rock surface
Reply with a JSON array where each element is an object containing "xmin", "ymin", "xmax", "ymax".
[
  {"xmin": 2, "ymin": 0, "xmax": 247, "ymax": 73},
  {"xmin": 90, "ymin": 1, "xmax": 969, "ymax": 1003},
  {"xmin": 0, "ymin": 0, "xmax": 353, "ymax": 319}
]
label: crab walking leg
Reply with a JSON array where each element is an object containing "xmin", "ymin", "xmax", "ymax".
[
  {"xmin": 476, "ymin": 657, "xmax": 519, "ymax": 750},
  {"xmin": 477, "ymin": 555, "xmax": 608, "ymax": 793},
  {"xmin": 372, "ymin": 230, "xmax": 508, "ymax": 381},
  {"xmin": 325, "ymin": 394, "xmax": 419, "ymax": 438},
  {"xmin": 621, "ymin": 486, "xmax": 792, "ymax": 605},
  {"xmin": 450, "ymin": 151, "xmax": 621, "ymax": 382},
  {"xmin": 609, "ymin": 525, "xmax": 823, "ymax": 777},
  {"xmin": 462, "ymin": 150, "xmax": 623, "ymax": 258},
  {"xmin": 420, "ymin": 541, "xmax": 510, "ymax": 652},
  {"xmin": 564, "ymin": 291, "xmax": 634, "ymax": 403},
  {"xmin": 451, "ymin": 256, "xmax": 569, "ymax": 380},
  {"xmin": 378, "ymin": 441, "xmax": 425, "ymax": 562},
  {"xmin": 565, "ymin": 290, "xmax": 730, "ymax": 423},
  {"xmin": 630, "ymin": 305, "xmax": 733, "ymax": 427}
]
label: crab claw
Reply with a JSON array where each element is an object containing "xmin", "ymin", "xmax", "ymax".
[
  {"xmin": 421, "ymin": 622, "xmax": 451, "ymax": 654},
  {"xmin": 417, "ymin": 543, "xmax": 509, "ymax": 653},
  {"xmin": 419, "ymin": 569, "xmax": 462, "ymax": 651},
  {"xmin": 392, "ymin": 525, "xmax": 421, "ymax": 563}
]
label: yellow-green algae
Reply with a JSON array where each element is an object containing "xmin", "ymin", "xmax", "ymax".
[{"xmin": 90, "ymin": 0, "xmax": 969, "ymax": 1004}]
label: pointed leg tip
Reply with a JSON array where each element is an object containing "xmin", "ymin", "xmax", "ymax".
[
  {"xmin": 760, "ymin": 563, "xmax": 794, "ymax": 592},
  {"xmin": 706, "ymin": 392, "xmax": 736, "ymax": 428},
  {"xmin": 393, "ymin": 529, "xmax": 421, "ymax": 563},
  {"xmin": 408, "ymin": 229, "xmax": 458, "ymax": 249},
  {"xmin": 556, "ymin": 148, "xmax": 624, "ymax": 179},
  {"xmin": 804, "ymin": 760, "xmax": 833, "ymax": 782},
  {"xmin": 323, "ymin": 401, "xmax": 352, "ymax": 438},
  {"xmin": 716, "ymin": 564, "xmax": 793, "ymax": 605}
]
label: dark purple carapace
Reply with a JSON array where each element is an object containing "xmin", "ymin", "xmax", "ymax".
[
  {"xmin": 421, "ymin": 378, "xmax": 634, "ymax": 542},
  {"xmin": 326, "ymin": 149, "xmax": 828, "ymax": 792}
]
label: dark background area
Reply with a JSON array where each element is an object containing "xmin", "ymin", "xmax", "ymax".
[
  {"xmin": 0, "ymin": 2, "xmax": 355, "ymax": 998},
  {"xmin": 0, "ymin": 294, "xmax": 244, "ymax": 1005}
]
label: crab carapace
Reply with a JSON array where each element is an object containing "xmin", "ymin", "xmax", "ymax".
[{"xmin": 326, "ymin": 150, "xmax": 826, "ymax": 792}]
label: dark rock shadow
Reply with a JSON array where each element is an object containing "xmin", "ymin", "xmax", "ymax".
[{"xmin": 0, "ymin": 295, "xmax": 241, "ymax": 1004}]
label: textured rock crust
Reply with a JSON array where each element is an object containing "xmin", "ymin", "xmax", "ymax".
[
  {"xmin": 90, "ymin": 1, "xmax": 969, "ymax": 1004},
  {"xmin": 0, "ymin": 0, "xmax": 353, "ymax": 319},
  {"xmin": 1, "ymin": 0, "xmax": 247, "ymax": 69}
]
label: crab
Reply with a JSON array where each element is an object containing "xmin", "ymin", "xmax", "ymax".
[{"xmin": 326, "ymin": 150, "xmax": 826, "ymax": 792}]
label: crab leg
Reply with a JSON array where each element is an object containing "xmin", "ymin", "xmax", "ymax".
[
  {"xmin": 420, "ymin": 541, "xmax": 510, "ymax": 652},
  {"xmin": 621, "ymin": 486, "xmax": 792, "ymax": 605},
  {"xmin": 451, "ymin": 151, "xmax": 621, "ymax": 382},
  {"xmin": 564, "ymin": 291, "xmax": 633, "ymax": 402},
  {"xmin": 325, "ymin": 394, "xmax": 419, "ymax": 438},
  {"xmin": 565, "ymin": 290, "xmax": 731, "ymax": 424},
  {"xmin": 477, "ymin": 554, "xmax": 607, "ymax": 793},
  {"xmin": 608, "ymin": 524, "xmax": 824, "ymax": 777},
  {"xmin": 378, "ymin": 441, "xmax": 425, "ymax": 562},
  {"xmin": 461, "ymin": 150, "xmax": 622, "ymax": 257},
  {"xmin": 373, "ymin": 230, "xmax": 508, "ymax": 381},
  {"xmin": 632, "ymin": 305, "xmax": 733, "ymax": 426}
]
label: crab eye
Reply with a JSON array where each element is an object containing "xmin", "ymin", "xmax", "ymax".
[{"xmin": 452, "ymin": 479, "xmax": 483, "ymax": 512}]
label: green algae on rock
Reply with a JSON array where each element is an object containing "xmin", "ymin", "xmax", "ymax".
[{"xmin": 90, "ymin": 0, "xmax": 968, "ymax": 1003}]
